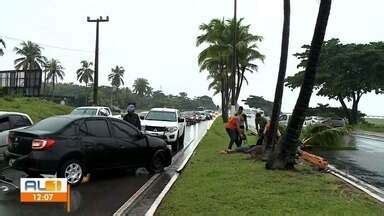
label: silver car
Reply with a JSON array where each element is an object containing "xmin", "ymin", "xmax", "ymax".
[{"xmin": 0, "ymin": 112, "xmax": 33, "ymax": 160}]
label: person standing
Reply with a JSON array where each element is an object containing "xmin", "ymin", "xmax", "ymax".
[
  {"xmin": 123, "ymin": 102, "xmax": 141, "ymax": 130},
  {"xmin": 237, "ymin": 106, "xmax": 248, "ymax": 144},
  {"xmin": 224, "ymin": 113, "xmax": 242, "ymax": 151},
  {"xmin": 255, "ymin": 113, "xmax": 267, "ymax": 145}
]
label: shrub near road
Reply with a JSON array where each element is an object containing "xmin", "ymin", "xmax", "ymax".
[
  {"xmin": 0, "ymin": 97, "xmax": 72, "ymax": 122},
  {"xmin": 157, "ymin": 119, "xmax": 383, "ymax": 216}
]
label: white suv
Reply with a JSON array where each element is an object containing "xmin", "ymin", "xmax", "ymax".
[
  {"xmin": 141, "ymin": 108, "xmax": 186, "ymax": 151},
  {"xmin": 70, "ymin": 106, "xmax": 113, "ymax": 117}
]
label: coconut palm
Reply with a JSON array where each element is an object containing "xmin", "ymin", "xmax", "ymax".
[
  {"xmin": 197, "ymin": 18, "xmax": 264, "ymax": 121},
  {"xmin": 45, "ymin": 58, "xmax": 65, "ymax": 96},
  {"xmin": 267, "ymin": 0, "xmax": 333, "ymax": 170},
  {"xmin": 133, "ymin": 78, "xmax": 152, "ymax": 96},
  {"xmin": 108, "ymin": 65, "xmax": 125, "ymax": 89},
  {"xmin": 0, "ymin": 38, "xmax": 5, "ymax": 56},
  {"xmin": 264, "ymin": 0, "xmax": 291, "ymax": 157},
  {"xmin": 14, "ymin": 41, "xmax": 45, "ymax": 71},
  {"xmin": 76, "ymin": 61, "xmax": 94, "ymax": 88}
]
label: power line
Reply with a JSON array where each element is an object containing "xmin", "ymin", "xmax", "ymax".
[{"xmin": 0, "ymin": 34, "xmax": 93, "ymax": 53}]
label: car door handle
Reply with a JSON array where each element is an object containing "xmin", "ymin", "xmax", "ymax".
[{"xmin": 119, "ymin": 145, "xmax": 126, "ymax": 149}]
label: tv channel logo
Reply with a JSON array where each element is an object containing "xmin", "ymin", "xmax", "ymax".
[{"xmin": 20, "ymin": 178, "xmax": 68, "ymax": 203}]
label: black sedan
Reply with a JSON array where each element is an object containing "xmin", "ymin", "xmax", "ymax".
[{"xmin": 5, "ymin": 115, "xmax": 172, "ymax": 186}]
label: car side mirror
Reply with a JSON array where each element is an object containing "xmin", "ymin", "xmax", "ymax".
[
  {"xmin": 178, "ymin": 117, "xmax": 184, "ymax": 123},
  {"xmin": 140, "ymin": 116, "xmax": 145, "ymax": 120}
]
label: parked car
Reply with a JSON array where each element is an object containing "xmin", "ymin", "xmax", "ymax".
[
  {"xmin": 279, "ymin": 113, "xmax": 292, "ymax": 127},
  {"xmin": 0, "ymin": 112, "xmax": 33, "ymax": 160},
  {"xmin": 181, "ymin": 111, "xmax": 195, "ymax": 126},
  {"xmin": 138, "ymin": 111, "xmax": 149, "ymax": 120},
  {"xmin": 70, "ymin": 106, "xmax": 113, "ymax": 117},
  {"xmin": 321, "ymin": 117, "xmax": 346, "ymax": 127},
  {"xmin": 5, "ymin": 115, "xmax": 172, "ymax": 186},
  {"xmin": 141, "ymin": 108, "xmax": 186, "ymax": 152}
]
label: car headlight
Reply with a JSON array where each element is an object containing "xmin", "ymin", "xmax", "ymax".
[{"xmin": 167, "ymin": 126, "xmax": 178, "ymax": 133}]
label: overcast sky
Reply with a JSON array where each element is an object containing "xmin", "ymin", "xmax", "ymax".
[{"xmin": 1, "ymin": 0, "xmax": 383, "ymax": 116}]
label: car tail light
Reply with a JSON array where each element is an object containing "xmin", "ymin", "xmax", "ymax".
[{"xmin": 32, "ymin": 138, "xmax": 56, "ymax": 150}]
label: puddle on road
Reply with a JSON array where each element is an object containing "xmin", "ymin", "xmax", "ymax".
[{"xmin": 315, "ymin": 136, "xmax": 384, "ymax": 190}]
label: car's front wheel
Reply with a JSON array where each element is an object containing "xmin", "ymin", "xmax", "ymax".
[
  {"xmin": 147, "ymin": 150, "xmax": 166, "ymax": 174},
  {"xmin": 58, "ymin": 159, "xmax": 85, "ymax": 186}
]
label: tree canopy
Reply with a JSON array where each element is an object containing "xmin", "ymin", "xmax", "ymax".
[
  {"xmin": 197, "ymin": 18, "xmax": 264, "ymax": 121},
  {"xmin": 242, "ymin": 95, "xmax": 274, "ymax": 116},
  {"xmin": 286, "ymin": 38, "xmax": 384, "ymax": 124}
]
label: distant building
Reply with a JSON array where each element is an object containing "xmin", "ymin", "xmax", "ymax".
[{"xmin": 0, "ymin": 69, "xmax": 42, "ymax": 96}]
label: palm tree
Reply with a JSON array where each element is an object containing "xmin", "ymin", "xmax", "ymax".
[
  {"xmin": 108, "ymin": 66, "xmax": 125, "ymax": 106},
  {"xmin": 264, "ymin": 0, "xmax": 291, "ymax": 157},
  {"xmin": 266, "ymin": 0, "xmax": 333, "ymax": 170},
  {"xmin": 108, "ymin": 65, "xmax": 125, "ymax": 89},
  {"xmin": 133, "ymin": 78, "xmax": 152, "ymax": 96},
  {"xmin": 45, "ymin": 58, "xmax": 65, "ymax": 96},
  {"xmin": 196, "ymin": 18, "xmax": 264, "ymax": 121},
  {"xmin": 76, "ymin": 61, "xmax": 94, "ymax": 88},
  {"xmin": 0, "ymin": 38, "xmax": 5, "ymax": 56},
  {"xmin": 14, "ymin": 41, "xmax": 46, "ymax": 94},
  {"xmin": 14, "ymin": 41, "xmax": 46, "ymax": 71}
]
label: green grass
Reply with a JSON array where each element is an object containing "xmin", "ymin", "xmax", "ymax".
[
  {"xmin": 365, "ymin": 118, "xmax": 384, "ymax": 126},
  {"xmin": 355, "ymin": 121, "xmax": 384, "ymax": 133},
  {"xmin": 157, "ymin": 119, "xmax": 383, "ymax": 216},
  {"xmin": 0, "ymin": 97, "xmax": 73, "ymax": 122}
]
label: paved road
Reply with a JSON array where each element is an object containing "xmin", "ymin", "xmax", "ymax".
[
  {"xmin": 0, "ymin": 121, "xmax": 210, "ymax": 216},
  {"xmin": 316, "ymin": 135, "xmax": 384, "ymax": 190}
]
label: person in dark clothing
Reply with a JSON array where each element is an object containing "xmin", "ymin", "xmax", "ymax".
[
  {"xmin": 255, "ymin": 112, "xmax": 267, "ymax": 145},
  {"xmin": 237, "ymin": 106, "xmax": 248, "ymax": 144},
  {"xmin": 123, "ymin": 103, "xmax": 141, "ymax": 130}
]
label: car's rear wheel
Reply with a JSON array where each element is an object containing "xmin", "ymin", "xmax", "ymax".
[
  {"xmin": 58, "ymin": 159, "xmax": 85, "ymax": 186},
  {"xmin": 147, "ymin": 150, "xmax": 166, "ymax": 174}
]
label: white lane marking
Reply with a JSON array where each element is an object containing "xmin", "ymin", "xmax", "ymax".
[{"xmin": 113, "ymin": 173, "xmax": 160, "ymax": 216}]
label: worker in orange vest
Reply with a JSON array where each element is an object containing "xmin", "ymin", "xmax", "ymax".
[{"xmin": 225, "ymin": 113, "xmax": 242, "ymax": 151}]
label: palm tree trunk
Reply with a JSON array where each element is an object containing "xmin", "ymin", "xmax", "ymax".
[
  {"xmin": 230, "ymin": 0, "xmax": 238, "ymax": 115},
  {"xmin": 265, "ymin": 0, "xmax": 291, "ymax": 155},
  {"xmin": 266, "ymin": 0, "xmax": 332, "ymax": 170}
]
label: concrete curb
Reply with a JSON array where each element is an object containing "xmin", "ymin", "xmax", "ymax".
[
  {"xmin": 327, "ymin": 165, "xmax": 384, "ymax": 203},
  {"xmin": 113, "ymin": 173, "xmax": 160, "ymax": 216}
]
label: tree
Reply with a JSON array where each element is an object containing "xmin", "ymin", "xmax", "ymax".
[
  {"xmin": 14, "ymin": 41, "xmax": 46, "ymax": 91},
  {"xmin": 267, "ymin": 0, "xmax": 332, "ymax": 170},
  {"xmin": 108, "ymin": 65, "xmax": 125, "ymax": 89},
  {"xmin": 265, "ymin": 0, "xmax": 291, "ymax": 154},
  {"xmin": 108, "ymin": 66, "xmax": 125, "ymax": 106},
  {"xmin": 197, "ymin": 18, "xmax": 264, "ymax": 122},
  {"xmin": 286, "ymin": 39, "xmax": 384, "ymax": 124},
  {"xmin": 133, "ymin": 78, "xmax": 152, "ymax": 96},
  {"xmin": 242, "ymin": 95, "xmax": 274, "ymax": 116},
  {"xmin": 0, "ymin": 38, "xmax": 5, "ymax": 56},
  {"xmin": 76, "ymin": 61, "xmax": 94, "ymax": 88},
  {"xmin": 14, "ymin": 41, "xmax": 45, "ymax": 71},
  {"xmin": 45, "ymin": 58, "xmax": 65, "ymax": 96}
]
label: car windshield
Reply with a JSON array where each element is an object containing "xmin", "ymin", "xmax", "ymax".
[
  {"xmin": 28, "ymin": 117, "xmax": 73, "ymax": 132},
  {"xmin": 71, "ymin": 108, "xmax": 98, "ymax": 116},
  {"xmin": 146, "ymin": 111, "xmax": 177, "ymax": 122}
]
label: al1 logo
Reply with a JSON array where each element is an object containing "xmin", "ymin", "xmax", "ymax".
[{"xmin": 20, "ymin": 178, "xmax": 69, "ymax": 205}]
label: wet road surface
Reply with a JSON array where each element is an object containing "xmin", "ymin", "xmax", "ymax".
[
  {"xmin": 315, "ymin": 135, "xmax": 384, "ymax": 190},
  {"xmin": 0, "ymin": 121, "xmax": 210, "ymax": 216}
]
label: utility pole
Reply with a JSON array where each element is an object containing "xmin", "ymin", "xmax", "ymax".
[
  {"xmin": 230, "ymin": 0, "xmax": 237, "ymax": 115},
  {"xmin": 87, "ymin": 16, "xmax": 109, "ymax": 105}
]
